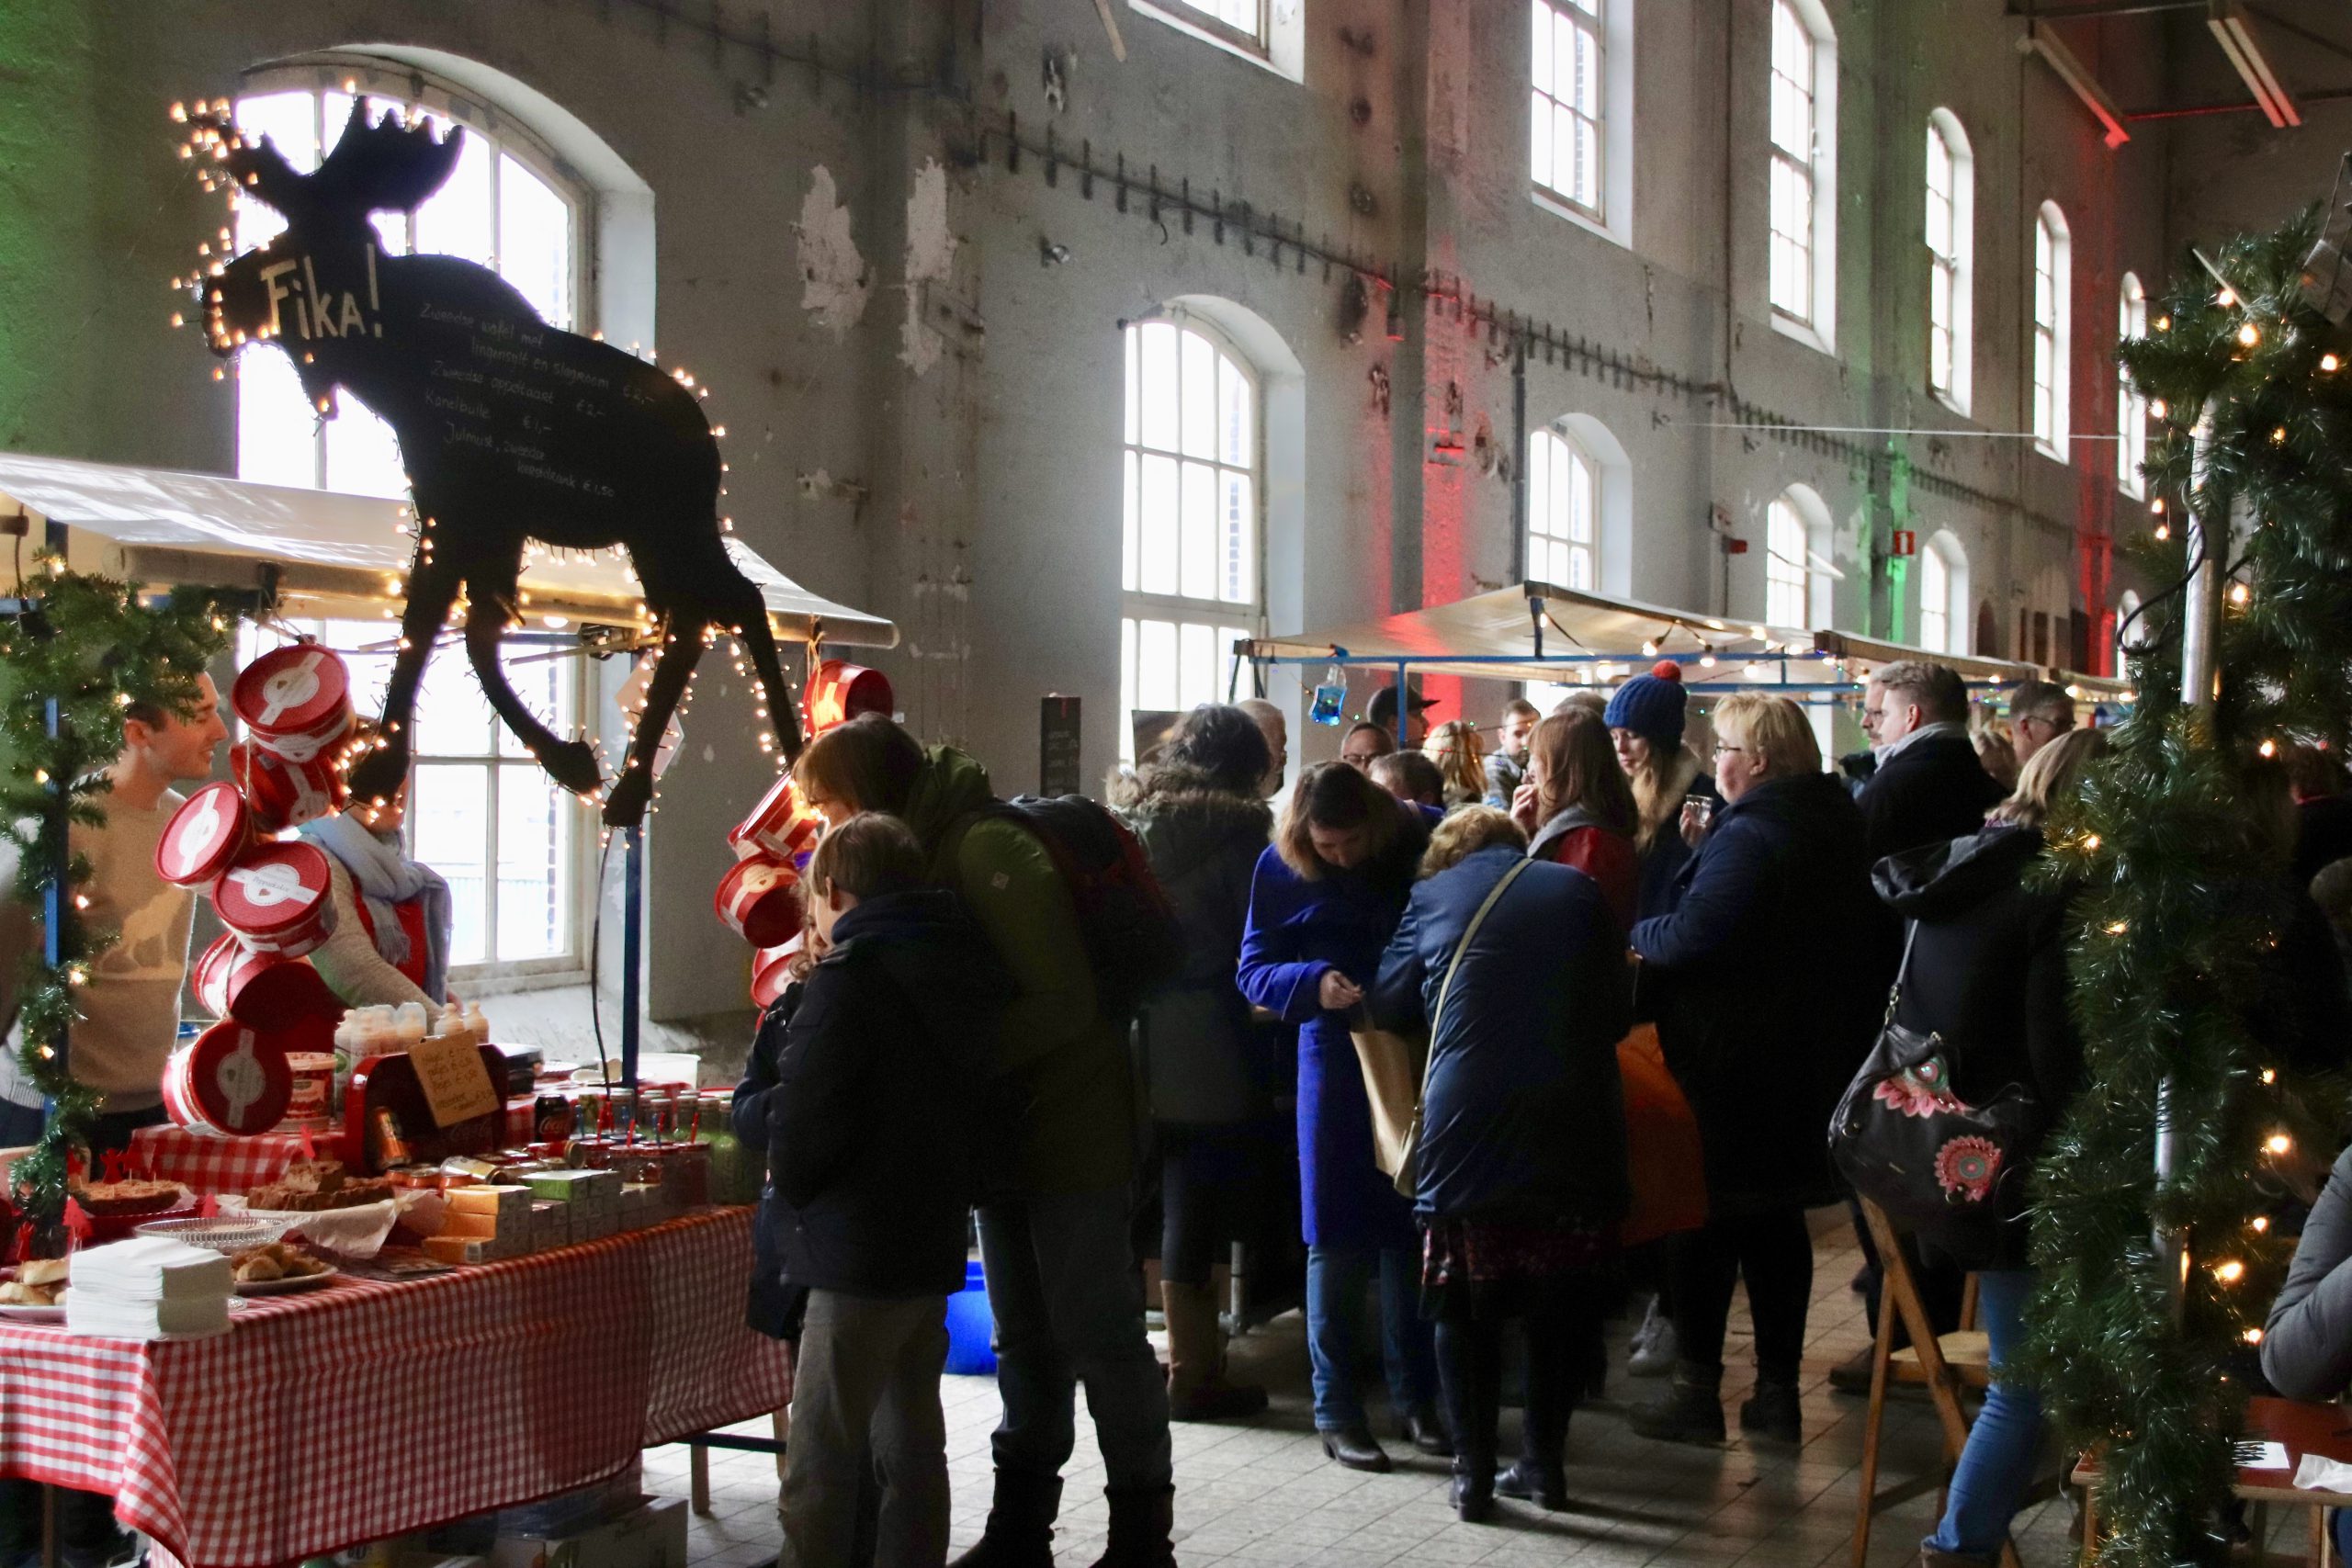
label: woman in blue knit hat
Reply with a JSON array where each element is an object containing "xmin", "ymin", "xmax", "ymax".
[{"xmin": 1603, "ymin": 662, "xmax": 1719, "ymax": 924}]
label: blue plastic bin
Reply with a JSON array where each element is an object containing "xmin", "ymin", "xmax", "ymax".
[{"xmin": 944, "ymin": 1259, "xmax": 996, "ymax": 1375}]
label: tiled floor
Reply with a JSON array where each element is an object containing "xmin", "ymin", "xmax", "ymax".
[{"xmin": 644, "ymin": 1216, "xmax": 2088, "ymax": 1567}]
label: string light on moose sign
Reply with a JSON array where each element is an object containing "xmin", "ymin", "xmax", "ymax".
[{"xmin": 175, "ymin": 97, "xmax": 804, "ymax": 826}]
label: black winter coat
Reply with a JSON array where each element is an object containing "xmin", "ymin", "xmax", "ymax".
[
  {"xmin": 736, "ymin": 888, "xmax": 1012, "ymax": 1302},
  {"xmin": 1121, "ymin": 767, "xmax": 1276, "ymax": 1125},
  {"xmin": 1873, "ymin": 822, "xmax": 2085, "ymax": 1269},
  {"xmin": 1859, "ymin": 730, "xmax": 2006, "ymax": 863},
  {"xmin": 1370, "ymin": 845, "xmax": 1631, "ymax": 1226},
  {"xmin": 1630, "ymin": 773, "xmax": 1890, "ymax": 1217}
]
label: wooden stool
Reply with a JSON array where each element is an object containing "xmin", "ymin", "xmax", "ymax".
[
  {"xmin": 1849, "ymin": 1198, "xmax": 2027, "ymax": 1568},
  {"xmin": 686, "ymin": 1406, "xmax": 791, "ymax": 1514},
  {"xmin": 2075, "ymin": 1396, "xmax": 2352, "ymax": 1566}
]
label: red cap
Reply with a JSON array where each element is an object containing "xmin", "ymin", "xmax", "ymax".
[{"xmin": 1651, "ymin": 660, "xmax": 1682, "ymax": 682}]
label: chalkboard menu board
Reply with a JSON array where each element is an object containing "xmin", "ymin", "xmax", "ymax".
[{"xmin": 1040, "ymin": 695, "xmax": 1081, "ymax": 797}]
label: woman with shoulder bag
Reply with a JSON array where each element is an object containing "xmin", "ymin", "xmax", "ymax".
[
  {"xmin": 1370, "ymin": 808, "xmax": 1631, "ymax": 1522},
  {"xmin": 1238, "ymin": 762, "xmax": 1445, "ymax": 1472},
  {"xmin": 1863, "ymin": 728, "xmax": 2101, "ymax": 1568}
]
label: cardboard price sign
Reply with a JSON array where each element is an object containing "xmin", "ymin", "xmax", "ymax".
[{"xmin": 409, "ymin": 1034, "xmax": 500, "ymax": 1131}]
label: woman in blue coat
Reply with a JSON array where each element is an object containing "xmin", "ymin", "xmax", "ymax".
[
  {"xmin": 1371, "ymin": 807, "xmax": 1631, "ymax": 1521},
  {"xmin": 1238, "ymin": 761, "xmax": 1442, "ymax": 1472}
]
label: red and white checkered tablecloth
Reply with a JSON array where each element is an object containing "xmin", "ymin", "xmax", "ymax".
[
  {"xmin": 0, "ymin": 1206, "xmax": 788, "ymax": 1568},
  {"xmin": 125, "ymin": 1125, "xmax": 310, "ymax": 1196}
]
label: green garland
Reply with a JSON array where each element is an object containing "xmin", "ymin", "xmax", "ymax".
[
  {"xmin": 1, "ymin": 559, "xmax": 230, "ymax": 1247},
  {"xmin": 2020, "ymin": 207, "xmax": 2352, "ymax": 1565}
]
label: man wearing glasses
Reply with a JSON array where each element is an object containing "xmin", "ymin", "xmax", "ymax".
[{"xmin": 2005, "ymin": 680, "xmax": 2076, "ymax": 768}]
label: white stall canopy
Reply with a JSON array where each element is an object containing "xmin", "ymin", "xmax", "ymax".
[
  {"xmin": 0, "ymin": 451, "xmax": 898, "ymax": 649},
  {"xmin": 1239, "ymin": 580, "xmax": 2130, "ymax": 702}
]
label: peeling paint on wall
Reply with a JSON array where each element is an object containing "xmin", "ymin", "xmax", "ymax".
[
  {"xmin": 795, "ymin": 165, "xmax": 869, "ymax": 339},
  {"xmin": 900, "ymin": 158, "xmax": 957, "ymax": 375}
]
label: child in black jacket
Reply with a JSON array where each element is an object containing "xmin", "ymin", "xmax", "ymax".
[{"xmin": 737, "ymin": 812, "xmax": 1012, "ymax": 1568}]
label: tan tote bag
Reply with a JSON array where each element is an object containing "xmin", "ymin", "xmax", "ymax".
[{"xmin": 1351, "ymin": 858, "xmax": 1532, "ymax": 1196}]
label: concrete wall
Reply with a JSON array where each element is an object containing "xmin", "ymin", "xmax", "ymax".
[{"xmin": 0, "ymin": 0, "xmax": 2203, "ymax": 1027}]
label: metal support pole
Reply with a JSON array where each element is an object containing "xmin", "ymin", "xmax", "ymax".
[
  {"xmin": 620, "ymin": 822, "xmax": 643, "ymax": 1096},
  {"xmin": 1510, "ymin": 337, "xmax": 1530, "ymax": 587},
  {"xmin": 1394, "ymin": 660, "xmax": 1409, "ymax": 746},
  {"xmin": 40, "ymin": 520, "xmax": 67, "ymax": 1098},
  {"xmin": 2158, "ymin": 400, "xmax": 2222, "ymax": 1315}
]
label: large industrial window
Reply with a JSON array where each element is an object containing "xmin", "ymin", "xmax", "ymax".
[
  {"xmin": 1769, "ymin": 0, "xmax": 1837, "ymax": 346},
  {"xmin": 1925, "ymin": 111, "xmax": 1974, "ymax": 412},
  {"xmin": 1528, "ymin": 425, "xmax": 1600, "ymax": 591},
  {"xmin": 2033, "ymin": 202, "xmax": 2073, "ymax": 461},
  {"xmin": 232, "ymin": 62, "xmax": 593, "ymax": 981},
  {"xmin": 1159, "ymin": 0, "xmax": 1268, "ymax": 54},
  {"xmin": 1120, "ymin": 315, "xmax": 1261, "ymax": 761},
  {"xmin": 233, "ymin": 70, "xmax": 582, "ymax": 498},
  {"xmin": 2117, "ymin": 272, "xmax": 2148, "ymax": 499},
  {"xmin": 1531, "ymin": 0, "xmax": 1605, "ymax": 220}
]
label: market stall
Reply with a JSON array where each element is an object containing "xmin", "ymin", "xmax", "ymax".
[
  {"xmin": 0, "ymin": 1207, "xmax": 780, "ymax": 1568},
  {"xmin": 0, "ymin": 453, "xmax": 896, "ymax": 1564},
  {"xmin": 1236, "ymin": 579, "xmax": 2133, "ymax": 733}
]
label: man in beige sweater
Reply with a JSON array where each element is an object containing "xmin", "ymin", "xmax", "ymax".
[{"xmin": 0, "ymin": 675, "xmax": 229, "ymax": 1153}]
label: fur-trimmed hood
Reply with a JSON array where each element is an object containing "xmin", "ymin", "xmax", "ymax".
[{"xmin": 1120, "ymin": 765, "xmax": 1274, "ymax": 867}]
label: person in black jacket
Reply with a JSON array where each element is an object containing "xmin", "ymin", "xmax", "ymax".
[
  {"xmin": 1872, "ymin": 729, "xmax": 2099, "ymax": 1568},
  {"xmin": 1371, "ymin": 807, "xmax": 1631, "ymax": 1522},
  {"xmin": 1847, "ymin": 660, "xmax": 2004, "ymax": 1375},
  {"xmin": 1119, "ymin": 704, "xmax": 1277, "ymax": 1422},
  {"xmin": 1627, "ymin": 694, "xmax": 1889, "ymax": 1445},
  {"xmin": 1858, "ymin": 661, "xmax": 2007, "ymax": 863},
  {"xmin": 742, "ymin": 813, "xmax": 1013, "ymax": 1568}
]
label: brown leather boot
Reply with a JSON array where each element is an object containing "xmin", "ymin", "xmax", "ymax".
[{"xmin": 1161, "ymin": 1280, "xmax": 1268, "ymax": 1420}]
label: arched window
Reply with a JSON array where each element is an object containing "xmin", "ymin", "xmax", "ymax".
[
  {"xmin": 228, "ymin": 60, "xmax": 628, "ymax": 977},
  {"xmin": 1765, "ymin": 487, "xmax": 1832, "ymax": 629},
  {"xmin": 2032, "ymin": 202, "xmax": 2073, "ymax": 460},
  {"xmin": 2118, "ymin": 272, "xmax": 2148, "ymax": 499},
  {"xmin": 1528, "ymin": 424, "xmax": 1600, "ymax": 590},
  {"xmin": 1925, "ymin": 111, "xmax": 1974, "ymax": 412},
  {"xmin": 1768, "ymin": 0, "xmax": 1838, "ymax": 350},
  {"xmin": 1120, "ymin": 313, "xmax": 1262, "ymax": 761},
  {"xmin": 1766, "ymin": 502, "xmax": 1808, "ymax": 628},
  {"xmin": 234, "ymin": 67, "xmax": 588, "ymax": 497},
  {"xmin": 1919, "ymin": 532, "xmax": 1970, "ymax": 655}
]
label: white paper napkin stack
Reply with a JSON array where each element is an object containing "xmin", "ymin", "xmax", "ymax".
[{"xmin": 64, "ymin": 1235, "xmax": 233, "ymax": 1340}]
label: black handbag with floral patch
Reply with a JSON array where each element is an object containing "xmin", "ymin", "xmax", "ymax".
[{"xmin": 1827, "ymin": 921, "xmax": 2042, "ymax": 1261}]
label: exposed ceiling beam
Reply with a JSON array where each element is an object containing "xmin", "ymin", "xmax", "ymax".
[
  {"xmin": 2018, "ymin": 21, "xmax": 2133, "ymax": 146},
  {"xmin": 2210, "ymin": 0, "xmax": 2301, "ymax": 127}
]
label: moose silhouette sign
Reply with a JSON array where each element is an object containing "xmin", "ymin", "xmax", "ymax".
[{"xmin": 186, "ymin": 99, "xmax": 800, "ymax": 827}]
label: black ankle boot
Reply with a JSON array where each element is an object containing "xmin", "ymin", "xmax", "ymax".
[
  {"xmin": 1087, "ymin": 1485, "xmax": 1177, "ymax": 1568},
  {"xmin": 1450, "ymin": 1461, "xmax": 1495, "ymax": 1523},
  {"xmin": 1494, "ymin": 1456, "xmax": 1568, "ymax": 1510},
  {"xmin": 1627, "ymin": 1363, "xmax": 1725, "ymax": 1444},
  {"xmin": 947, "ymin": 1470, "xmax": 1063, "ymax": 1568},
  {"xmin": 1738, "ymin": 1374, "xmax": 1803, "ymax": 1442}
]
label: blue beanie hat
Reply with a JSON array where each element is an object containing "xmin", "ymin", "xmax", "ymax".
[{"xmin": 1603, "ymin": 661, "xmax": 1688, "ymax": 749}]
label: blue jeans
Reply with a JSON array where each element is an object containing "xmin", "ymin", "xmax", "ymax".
[
  {"xmin": 1306, "ymin": 1244, "xmax": 1437, "ymax": 1433},
  {"xmin": 1926, "ymin": 1269, "xmax": 2041, "ymax": 1559},
  {"xmin": 974, "ymin": 1187, "xmax": 1173, "ymax": 1494}
]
